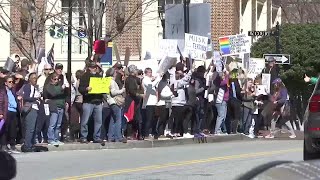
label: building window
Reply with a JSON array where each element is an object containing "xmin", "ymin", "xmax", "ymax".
[
  {"xmin": 59, "ymin": 0, "xmax": 91, "ymax": 55},
  {"xmin": 165, "ymin": 0, "xmax": 183, "ymax": 4}
]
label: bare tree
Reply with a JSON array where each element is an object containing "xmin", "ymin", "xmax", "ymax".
[
  {"xmin": 277, "ymin": 0, "xmax": 320, "ymax": 24},
  {"xmin": 0, "ymin": 0, "xmax": 63, "ymax": 61},
  {"xmin": 53, "ymin": 0, "xmax": 157, "ymax": 58}
]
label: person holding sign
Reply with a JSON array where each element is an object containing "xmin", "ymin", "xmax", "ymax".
[
  {"xmin": 44, "ymin": 72, "xmax": 66, "ymax": 146},
  {"xmin": 78, "ymin": 61, "xmax": 104, "ymax": 144},
  {"xmin": 142, "ymin": 68, "xmax": 162, "ymax": 139}
]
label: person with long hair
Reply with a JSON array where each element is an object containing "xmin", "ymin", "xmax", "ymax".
[
  {"xmin": 265, "ymin": 78, "xmax": 296, "ymax": 139},
  {"xmin": 105, "ymin": 68, "xmax": 126, "ymax": 143},
  {"xmin": 241, "ymin": 78, "xmax": 255, "ymax": 135}
]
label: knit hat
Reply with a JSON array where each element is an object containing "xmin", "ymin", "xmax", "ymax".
[
  {"xmin": 128, "ymin": 65, "xmax": 137, "ymax": 74},
  {"xmin": 105, "ymin": 68, "xmax": 115, "ymax": 77},
  {"xmin": 272, "ymin": 78, "xmax": 282, "ymax": 84}
]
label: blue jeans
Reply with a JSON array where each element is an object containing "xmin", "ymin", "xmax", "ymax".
[
  {"xmin": 24, "ymin": 109, "xmax": 38, "ymax": 148},
  {"xmin": 81, "ymin": 103, "xmax": 103, "ymax": 141},
  {"xmin": 47, "ymin": 108, "xmax": 64, "ymax": 142},
  {"xmin": 243, "ymin": 107, "xmax": 253, "ymax": 134},
  {"xmin": 108, "ymin": 105, "xmax": 123, "ymax": 141},
  {"xmin": 214, "ymin": 101, "xmax": 228, "ymax": 134}
]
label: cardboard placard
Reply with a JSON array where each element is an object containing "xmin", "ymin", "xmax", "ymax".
[
  {"xmin": 184, "ymin": 33, "xmax": 208, "ymax": 60},
  {"xmin": 89, "ymin": 77, "xmax": 112, "ymax": 94}
]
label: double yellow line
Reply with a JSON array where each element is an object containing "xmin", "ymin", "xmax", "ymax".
[{"xmin": 55, "ymin": 148, "xmax": 301, "ymax": 180}]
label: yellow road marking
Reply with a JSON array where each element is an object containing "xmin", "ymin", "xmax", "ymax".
[{"xmin": 55, "ymin": 148, "xmax": 301, "ymax": 180}]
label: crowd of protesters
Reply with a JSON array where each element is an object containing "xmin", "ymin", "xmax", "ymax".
[{"xmin": 0, "ymin": 54, "xmax": 299, "ymax": 153}]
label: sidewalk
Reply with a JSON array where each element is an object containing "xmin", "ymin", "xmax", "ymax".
[{"xmin": 16, "ymin": 131, "xmax": 303, "ymax": 152}]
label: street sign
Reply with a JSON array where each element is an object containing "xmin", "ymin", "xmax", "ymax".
[
  {"xmin": 263, "ymin": 54, "xmax": 290, "ymax": 64},
  {"xmin": 78, "ymin": 28, "xmax": 87, "ymax": 38},
  {"xmin": 49, "ymin": 24, "xmax": 64, "ymax": 39}
]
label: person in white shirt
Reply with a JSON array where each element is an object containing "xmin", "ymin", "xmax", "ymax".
[
  {"xmin": 35, "ymin": 64, "xmax": 52, "ymax": 144},
  {"xmin": 142, "ymin": 68, "xmax": 161, "ymax": 139},
  {"xmin": 37, "ymin": 64, "xmax": 53, "ymax": 94}
]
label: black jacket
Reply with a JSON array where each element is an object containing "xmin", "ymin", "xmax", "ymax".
[
  {"xmin": 229, "ymin": 78, "xmax": 242, "ymax": 101},
  {"xmin": 125, "ymin": 75, "xmax": 138, "ymax": 97},
  {"xmin": 78, "ymin": 72, "xmax": 103, "ymax": 104}
]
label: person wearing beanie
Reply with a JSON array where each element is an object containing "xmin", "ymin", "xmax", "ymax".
[
  {"xmin": 125, "ymin": 65, "xmax": 143, "ymax": 140},
  {"xmin": 78, "ymin": 61, "xmax": 104, "ymax": 144}
]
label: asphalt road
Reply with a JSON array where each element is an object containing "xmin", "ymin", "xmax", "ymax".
[{"xmin": 14, "ymin": 140, "xmax": 303, "ymax": 180}]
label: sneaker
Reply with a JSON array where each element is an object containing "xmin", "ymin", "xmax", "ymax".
[
  {"xmin": 289, "ymin": 135, "xmax": 296, "ymax": 139},
  {"xmin": 10, "ymin": 145, "xmax": 21, "ymax": 154},
  {"xmin": 93, "ymin": 139, "xmax": 103, "ymax": 144},
  {"xmin": 247, "ymin": 134, "xmax": 255, "ymax": 139},
  {"xmin": 56, "ymin": 141, "xmax": 64, "ymax": 145},
  {"xmin": 122, "ymin": 138, "xmax": 127, "ymax": 143},
  {"xmin": 265, "ymin": 134, "xmax": 275, "ymax": 139},
  {"xmin": 80, "ymin": 139, "xmax": 88, "ymax": 144},
  {"xmin": 48, "ymin": 141, "xmax": 58, "ymax": 146},
  {"xmin": 183, "ymin": 133, "xmax": 194, "ymax": 138}
]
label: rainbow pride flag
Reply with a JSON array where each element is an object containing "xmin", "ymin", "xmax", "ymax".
[{"xmin": 219, "ymin": 37, "xmax": 231, "ymax": 55}]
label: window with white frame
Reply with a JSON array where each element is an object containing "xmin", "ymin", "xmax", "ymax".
[{"xmin": 59, "ymin": 0, "xmax": 91, "ymax": 55}]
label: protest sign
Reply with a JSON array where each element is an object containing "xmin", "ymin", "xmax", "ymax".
[
  {"xmin": 213, "ymin": 51, "xmax": 221, "ymax": 61},
  {"xmin": 219, "ymin": 34, "xmax": 251, "ymax": 56},
  {"xmin": 159, "ymin": 39, "xmax": 178, "ymax": 58},
  {"xmin": 37, "ymin": 48, "xmax": 45, "ymax": 63},
  {"xmin": 136, "ymin": 59, "xmax": 159, "ymax": 75},
  {"xmin": 247, "ymin": 58, "xmax": 265, "ymax": 79},
  {"xmin": 262, "ymin": 73, "xmax": 271, "ymax": 94},
  {"xmin": 184, "ymin": 33, "xmax": 208, "ymax": 60},
  {"xmin": 89, "ymin": 77, "xmax": 112, "ymax": 94},
  {"xmin": 4, "ymin": 57, "xmax": 15, "ymax": 72},
  {"xmin": 124, "ymin": 47, "xmax": 131, "ymax": 67},
  {"xmin": 157, "ymin": 56, "xmax": 177, "ymax": 74}
]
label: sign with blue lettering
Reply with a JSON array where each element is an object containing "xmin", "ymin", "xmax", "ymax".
[
  {"xmin": 101, "ymin": 42, "xmax": 113, "ymax": 67},
  {"xmin": 78, "ymin": 28, "xmax": 87, "ymax": 38},
  {"xmin": 184, "ymin": 33, "xmax": 208, "ymax": 60}
]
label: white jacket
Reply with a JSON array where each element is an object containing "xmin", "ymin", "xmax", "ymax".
[{"xmin": 142, "ymin": 75, "xmax": 161, "ymax": 107}]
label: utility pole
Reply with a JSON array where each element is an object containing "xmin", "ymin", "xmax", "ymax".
[
  {"xmin": 183, "ymin": 0, "xmax": 190, "ymax": 33},
  {"xmin": 67, "ymin": 0, "xmax": 72, "ymax": 123},
  {"xmin": 275, "ymin": 21, "xmax": 280, "ymax": 54}
]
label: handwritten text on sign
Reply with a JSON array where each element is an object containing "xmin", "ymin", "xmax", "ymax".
[
  {"xmin": 184, "ymin": 33, "xmax": 208, "ymax": 60},
  {"xmin": 89, "ymin": 77, "xmax": 112, "ymax": 94},
  {"xmin": 219, "ymin": 34, "xmax": 251, "ymax": 56},
  {"xmin": 159, "ymin": 39, "xmax": 178, "ymax": 58},
  {"xmin": 247, "ymin": 58, "xmax": 265, "ymax": 79}
]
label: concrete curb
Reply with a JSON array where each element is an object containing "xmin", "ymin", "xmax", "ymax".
[{"xmin": 16, "ymin": 132, "xmax": 303, "ymax": 152}]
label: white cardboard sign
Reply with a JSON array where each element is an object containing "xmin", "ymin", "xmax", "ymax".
[
  {"xmin": 247, "ymin": 58, "xmax": 265, "ymax": 79},
  {"xmin": 184, "ymin": 33, "xmax": 208, "ymax": 60},
  {"xmin": 159, "ymin": 39, "xmax": 178, "ymax": 58},
  {"xmin": 262, "ymin": 73, "xmax": 271, "ymax": 94}
]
